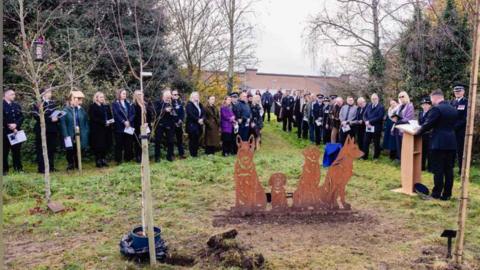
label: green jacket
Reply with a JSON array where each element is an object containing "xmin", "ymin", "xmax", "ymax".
[{"xmin": 60, "ymin": 106, "xmax": 90, "ymax": 149}]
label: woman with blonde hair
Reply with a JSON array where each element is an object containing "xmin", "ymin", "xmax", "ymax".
[
  {"xmin": 88, "ymin": 91, "xmax": 114, "ymax": 167},
  {"xmin": 132, "ymin": 90, "xmax": 153, "ymax": 162},
  {"xmin": 393, "ymin": 91, "xmax": 414, "ymax": 159}
]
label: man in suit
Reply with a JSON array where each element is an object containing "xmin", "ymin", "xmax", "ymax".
[
  {"xmin": 261, "ymin": 89, "xmax": 274, "ymax": 122},
  {"xmin": 172, "ymin": 89, "xmax": 186, "ymax": 159},
  {"xmin": 419, "ymin": 97, "xmax": 432, "ymax": 172},
  {"xmin": 451, "ymin": 84, "xmax": 468, "ymax": 174},
  {"xmin": 3, "ymin": 89, "xmax": 24, "ymax": 174},
  {"xmin": 237, "ymin": 92, "xmax": 252, "ymax": 141},
  {"xmin": 281, "ymin": 90, "xmax": 295, "ymax": 132},
  {"xmin": 32, "ymin": 88, "xmax": 59, "ymax": 173},
  {"xmin": 322, "ymin": 97, "xmax": 332, "ymax": 144},
  {"xmin": 352, "ymin": 97, "xmax": 366, "ymax": 152},
  {"xmin": 312, "ymin": 94, "xmax": 325, "ymax": 145},
  {"xmin": 339, "ymin": 96, "xmax": 357, "ymax": 145},
  {"xmin": 273, "ymin": 90, "xmax": 283, "ymax": 121},
  {"xmin": 416, "ymin": 89, "xmax": 457, "ymax": 200},
  {"xmin": 293, "ymin": 90, "xmax": 304, "ymax": 138},
  {"xmin": 362, "ymin": 93, "xmax": 385, "ymax": 160}
]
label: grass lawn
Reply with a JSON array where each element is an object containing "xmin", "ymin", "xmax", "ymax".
[{"xmin": 3, "ymin": 120, "xmax": 480, "ymax": 269}]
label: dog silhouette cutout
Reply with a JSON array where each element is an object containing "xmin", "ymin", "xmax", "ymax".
[
  {"xmin": 269, "ymin": 173, "xmax": 288, "ymax": 211},
  {"xmin": 292, "ymin": 146, "xmax": 322, "ymax": 211}
]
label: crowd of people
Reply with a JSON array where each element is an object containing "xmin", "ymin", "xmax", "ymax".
[
  {"xmin": 272, "ymin": 85, "xmax": 468, "ymax": 201},
  {"xmin": 2, "ymin": 88, "xmax": 268, "ymax": 174},
  {"xmin": 3, "ymin": 84, "xmax": 468, "ymax": 200}
]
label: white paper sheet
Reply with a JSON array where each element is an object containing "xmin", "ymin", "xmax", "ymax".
[
  {"xmin": 315, "ymin": 119, "xmax": 323, "ymax": 126},
  {"xmin": 106, "ymin": 119, "xmax": 115, "ymax": 125},
  {"xmin": 124, "ymin": 126, "xmax": 135, "ymax": 135},
  {"xmin": 395, "ymin": 124, "xmax": 420, "ymax": 135},
  {"xmin": 366, "ymin": 126, "xmax": 375, "ymax": 133},
  {"xmin": 64, "ymin": 136, "xmax": 73, "ymax": 148},
  {"xmin": 341, "ymin": 125, "xmax": 351, "ymax": 132},
  {"xmin": 50, "ymin": 110, "xmax": 66, "ymax": 119},
  {"xmin": 7, "ymin": 130, "xmax": 27, "ymax": 145}
]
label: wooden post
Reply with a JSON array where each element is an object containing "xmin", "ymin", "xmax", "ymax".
[
  {"xmin": 75, "ymin": 126, "xmax": 82, "ymax": 173},
  {"xmin": 454, "ymin": 0, "xmax": 480, "ymax": 264}
]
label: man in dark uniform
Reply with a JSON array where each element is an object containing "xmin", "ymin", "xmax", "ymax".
[
  {"xmin": 293, "ymin": 90, "xmax": 303, "ymax": 138},
  {"xmin": 154, "ymin": 90, "xmax": 176, "ymax": 162},
  {"xmin": 322, "ymin": 97, "xmax": 332, "ymax": 144},
  {"xmin": 419, "ymin": 97, "xmax": 432, "ymax": 172},
  {"xmin": 451, "ymin": 83, "xmax": 468, "ymax": 174},
  {"xmin": 352, "ymin": 97, "xmax": 366, "ymax": 151},
  {"xmin": 32, "ymin": 88, "xmax": 59, "ymax": 173},
  {"xmin": 172, "ymin": 89, "xmax": 186, "ymax": 159},
  {"xmin": 312, "ymin": 94, "xmax": 324, "ymax": 145},
  {"xmin": 416, "ymin": 89, "xmax": 457, "ymax": 200},
  {"xmin": 3, "ymin": 89, "xmax": 24, "ymax": 174},
  {"xmin": 261, "ymin": 89, "xmax": 273, "ymax": 122},
  {"xmin": 273, "ymin": 90, "xmax": 283, "ymax": 121},
  {"xmin": 281, "ymin": 90, "xmax": 295, "ymax": 132},
  {"xmin": 362, "ymin": 93, "xmax": 385, "ymax": 160},
  {"xmin": 231, "ymin": 92, "xmax": 241, "ymax": 153}
]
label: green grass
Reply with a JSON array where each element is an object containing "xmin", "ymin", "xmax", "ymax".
[{"xmin": 3, "ymin": 120, "xmax": 480, "ymax": 269}]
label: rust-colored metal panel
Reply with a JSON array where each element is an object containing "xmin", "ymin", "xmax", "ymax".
[
  {"xmin": 233, "ymin": 135, "xmax": 267, "ymax": 215},
  {"xmin": 292, "ymin": 146, "xmax": 323, "ymax": 211},
  {"xmin": 268, "ymin": 173, "xmax": 288, "ymax": 212}
]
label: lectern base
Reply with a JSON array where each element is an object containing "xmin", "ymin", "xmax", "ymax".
[{"xmin": 391, "ymin": 188, "xmax": 416, "ymax": 196}]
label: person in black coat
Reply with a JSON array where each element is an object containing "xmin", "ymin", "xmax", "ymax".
[
  {"xmin": 362, "ymin": 93, "xmax": 385, "ymax": 160},
  {"xmin": 416, "ymin": 89, "xmax": 457, "ymax": 200},
  {"xmin": 419, "ymin": 97, "xmax": 432, "ymax": 172},
  {"xmin": 172, "ymin": 89, "xmax": 186, "ymax": 159},
  {"xmin": 352, "ymin": 97, "xmax": 367, "ymax": 153},
  {"xmin": 132, "ymin": 90, "xmax": 154, "ymax": 163},
  {"xmin": 273, "ymin": 90, "xmax": 283, "ymax": 121},
  {"xmin": 451, "ymin": 84, "xmax": 468, "ymax": 174},
  {"xmin": 321, "ymin": 97, "xmax": 332, "ymax": 144},
  {"xmin": 88, "ymin": 92, "xmax": 114, "ymax": 167},
  {"xmin": 281, "ymin": 90, "xmax": 295, "ymax": 132},
  {"xmin": 293, "ymin": 90, "xmax": 304, "ymax": 138},
  {"xmin": 237, "ymin": 92, "xmax": 252, "ymax": 141},
  {"xmin": 112, "ymin": 89, "xmax": 136, "ymax": 163},
  {"xmin": 32, "ymin": 88, "xmax": 59, "ymax": 173},
  {"xmin": 185, "ymin": 91, "xmax": 205, "ymax": 157},
  {"xmin": 261, "ymin": 89, "xmax": 273, "ymax": 122},
  {"xmin": 3, "ymin": 89, "xmax": 24, "ymax": 174},
  {"xmin": 154, "ymin": 90, "xmax": 176, "ymax": 162}
]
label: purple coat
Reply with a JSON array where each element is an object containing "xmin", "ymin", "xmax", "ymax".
[{"xmin": 220, "ymin": 105, "xmax": 235, "ymax": 133}]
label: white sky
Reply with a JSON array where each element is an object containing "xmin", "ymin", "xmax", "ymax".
[{"xmin": 253, "ymin": 0, "xmax": 337, "ymax": 76}]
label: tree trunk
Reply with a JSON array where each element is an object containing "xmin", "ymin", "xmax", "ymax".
[
  {"xmin": 37, "ymin": 97, "xmax": 52, "ymax": 202},
  {"xmin": 369, "ymin": 0, "xmax": 385, "ymax": 96},
  {"xmin": 227, "ymin": 0, "xmax": 235, "ymax": 94}
]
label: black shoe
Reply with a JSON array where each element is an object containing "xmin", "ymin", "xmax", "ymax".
[
  {"xmin": 440, "ymin": 196, "xmax": 451, "ymax": 201},
  {"xmin": 50, "ymin": 168, "xmax": 58, "ymax": 172},
  {"xmin": 96, "ymin": 160, "xmax": 102, "ymax": 168},
  {"xmin": 431, "ymin": 193, "xmax": 441, "ymax": 200},
  {"xmin": 67, "ymin": 164, "xmax": 75, "ymax": 171},
  {"xmin": 101, "ymin": 159, "xmax": 109, "ymax": 167},
  {"xmin": 38, "ymin": 169, "xmax": 45, "ymax": 174}
]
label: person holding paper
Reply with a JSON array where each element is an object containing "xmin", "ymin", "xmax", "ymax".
[
  {"xmin": 3, "ymin": 89, "xmax": 24, "ymax": 174},
  {"xmin": 154, "ymin": 89, "xmax": 176, "ymax": 162},
  {"xmin": 185, "ymin": 91, "xmax": 205, "ymax": 157},
  {"xmin": 353, "ymin": 97, "xmax": 367, "ymax": 153},
  {"xmin": 451, "ymin": 83, "xmax": 468, "ymax": 174},
  {"xmin": 60, "ymin": 90, "xmax": 89, "ymax": 170},
  {"xmin": 133, "ymin": 90, "xmax": 154, "ymax": 163},
  {"xmin": 383, "ymin": 99, "xmax": 399, "ymax": 160},
  {"xmin": 415, "ymin": 89, "xmax": 457, "ymax": 200},
  {"xmin": 321, "ymin": 97, "xmax": 332, "ymax": 144},
  {"xmin": 393, "ymin": 91, "xmax": 415, "ymax": 159},
  {"xmin": 89, "ymin": 92, "xmax": 113, "ymax": 168},
  {"xmin": 112, "ymin": 88, "xmax": 136, "ymax": 164},
  {"xmin": 329, "ymin": 96, "xmax": 343, "ymax": 143},
  {"xmin": 273, "ymin": 90, "xmax": 283, "ymax": 122},
  {"xmin": 362, "ymin": 93, "xmax": 385, "ymax": 160},
  {"xmin": 339, "ymin": 96, "xmax": 357, "ymax": 145}
]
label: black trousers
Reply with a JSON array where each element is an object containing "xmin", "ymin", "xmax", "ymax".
[
  {"xmin": 35, "ymin": 131, "xmax": 57, "ymax": 173},
  {"xmin": 430, "ymin": 150, "xmax": 455, "ymax": 198},
  {"xmin": 355, "ymin": 126, "xmax": 365, "ymax": 151},
  {"xmin": 421, "ymin": 135, "xmax": 431, "ymax": 171},
  {"xmin": 455, "ymin": 130, "xmax": 465, "ymax": 172},
  {"xmin": 363, "ymin": 131, "xmax": 382, "ymax": 159},
  {"xmin": 66, "ymin": 146, "xmax": 78, "ymax": 169},
  {"xmin": 295, "ymin": 115, "xmax": 303, "ymax": 138},
  {"xmin": 263, "ymin": 104, "xmax": 271, "ymax": 122},
  {"xmin": 155, "ymin": 126, "xmax": 174, "ymax": 161},
  {"xmin": 323, "ymin": 128, "xmax": 331, "ymax": 145},
  {"xmin": 340, "ymin": 129, "xmax": 355, "ymax": 145},
  {"xmin": 3, "ymin": 135, "xmax": 22, "ymax": 173},
  {"xmin": 301, "ymin": 120, "xmax": 309, "ymax": 139},
  {"xmin": 134, "ymin": 133, "xmax": 142, "ymax": 163},
  {"xmin": 222, "ymin": 132, "xmax": 234, "ymax": 156},
  {"xmin": 115, "ymin": 132, "xmax": 134, "ymax": 163},
  {"xmin": 175, "ymin": 127, "xmax": 185, "ymax": 157},
  {"xmin": 188, "ymin": 131, "xmax": 201, "ymax": 157},
  {"xmin": 282, "ymin": 111, "xmax": 293, "ymax": 132}
]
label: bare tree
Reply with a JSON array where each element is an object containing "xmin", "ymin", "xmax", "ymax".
[
  {"xmin": 165, "ymin": 0, "xmax": 224, "ymax": 83},
  {"xmin": 217, "ymin": 0, "xmax": 258, "ymax": 93},
  {"xmin": 305, "ymin": 0, "xmax": 413, "ymax": 95}
]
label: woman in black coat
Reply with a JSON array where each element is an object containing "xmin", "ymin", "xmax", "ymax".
[
  {"xmin": 89, "ymin": 91, "xmax": 114, "ymax": 167},
  {"xmin": 185, "ymin": 91, "xmax": 205, "ymax": 157}
]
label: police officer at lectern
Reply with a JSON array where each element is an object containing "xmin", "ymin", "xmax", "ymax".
[
  {"xmin": 451, "ymin": 83, "xmax": 468, "ymax": 174},
  {"xmin": 416, "ymin": 89, "xmax": 457, "ymax": 200}
]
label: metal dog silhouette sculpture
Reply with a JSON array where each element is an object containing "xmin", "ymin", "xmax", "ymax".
[
  {"xmin": 233, "ymin": 135, "xmax": 267, "ymax": 215},
  {"xmin": 232, "ymin": 135, "xmax": 363, "ymax": 215}
]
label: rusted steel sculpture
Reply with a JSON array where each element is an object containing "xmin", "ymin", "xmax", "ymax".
[
  {"xmin": 233, "ymin": 135, "xmax": 267, "ymax": 215},
  {"xmin": 269, "ymin": 173, "xmax": 288, "ymax": 211},
  {"xmin": 317, "ymin": 136, "xmax": 364, "ymax": 210},
  {"xmin": 292, "ymin": 146, "xmax": 322, "ymax": 211},
  {"xmin": 231, "ymin": 135, "xmax": 363, "ymax": 216}
]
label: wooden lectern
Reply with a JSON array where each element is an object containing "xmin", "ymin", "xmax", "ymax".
[{"xmin": 393, "ymin": 129, "xmax": 422, "ymax": 195}]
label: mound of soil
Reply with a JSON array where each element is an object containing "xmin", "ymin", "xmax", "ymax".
[{"xmin": 411, "ymin": 246, "xmax": 474, "ymax": 270}]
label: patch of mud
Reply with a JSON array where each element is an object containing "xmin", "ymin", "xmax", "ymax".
[{"xmin": 411, "ymin": 246, "xmax": 477, "ymax": 270}]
